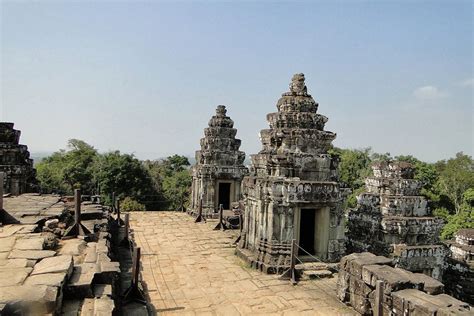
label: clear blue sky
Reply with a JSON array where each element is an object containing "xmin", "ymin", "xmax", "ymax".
[{"xmin": 1, "ymin": 1, "xmax": 472, "ymax": 162}]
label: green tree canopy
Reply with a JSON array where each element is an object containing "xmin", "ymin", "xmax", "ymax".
[
  {"xmin": 436, "ymin": 152, "xmax": 474, "ymax": 214},
  {"xmin": 36, "ymin": 139, "xmax": 98, "ymax": 194},
  {"xmin": 92, "ymin": 151, "xmax": 156, "ymax": 206}
]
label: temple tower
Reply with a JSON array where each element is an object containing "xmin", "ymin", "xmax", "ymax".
[
  {"xmin": 0, "ymin": 123, "xmax": 37, "ymax": 195},
  {"xmin": 237, "ymin": 74, "xmax": 346, "ymax": 273},
  {"xmin": 190, "ymin": 105, "xmax": 248, "ymax": 217},
  {"xmin": 347, "ymin": 161, "xmax": 447, "ymax": 280}
]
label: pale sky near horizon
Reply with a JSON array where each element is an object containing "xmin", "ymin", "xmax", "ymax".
[{"xmin": 1, "ymin": 1, "xmax": 473, "ymax": 162}]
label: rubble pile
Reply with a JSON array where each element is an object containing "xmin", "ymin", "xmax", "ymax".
[{"xmin": 0, "ymin": 194, "xmax": 119, "ymax": 315}]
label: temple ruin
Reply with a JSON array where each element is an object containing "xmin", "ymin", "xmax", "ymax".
[
  {"xmin": 190, "ymin": 105, "xmax": 248, "ymax": 217},
  {"xmin": 0, "ymin": 122, "xmax": 37, "ymax": 195},
  {"xmin": 237, "ymin": 73, "xmax": 346, "ymax": 273},
  {"xmin": 444, "ymin": 228, "xmax": 474, "ymax": 304},
  {"xmin": 347, "ymin": 161, "xmax": 446, "ymax": 280}
]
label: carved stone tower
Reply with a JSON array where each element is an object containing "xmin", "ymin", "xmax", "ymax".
[
  {"xmin": 347, "ymin": 161, "xmax": 446, "ymax": 280},
  {"xmin": 0, "ymin": 123, "xmax": 37, "ymax": 195},
  {"xmin": 236, "ymin": 74, "xmax": 346, "ymax": 273},
  {"xmin": 190, "ymin": 106, "xmax": 248, "ymax": 217}
]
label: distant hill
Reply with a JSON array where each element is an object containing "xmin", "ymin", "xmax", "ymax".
[{"xmin": 30, "ymin": 152, "xmax": 53, "ymax": 165}]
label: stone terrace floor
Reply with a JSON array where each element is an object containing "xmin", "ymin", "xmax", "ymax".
[{"xmin": 129, "ymin": 211, "xmax": 356, "ymax": 316}]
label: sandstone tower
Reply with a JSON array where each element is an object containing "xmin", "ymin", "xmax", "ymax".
[
  {"xmin": 0, "ymin": 123, "xmax": 37, "ymax": 195},
  {"xmin": 190, "ymin": 105, "xmax": 248, "ymax": 217},
  {"xmin": 347, "ymin": 161, "xmax": 446, "ymax": 279},
  {"xmin": 237, "ymin": 74, "xmax": 346, "ymax": 273}
]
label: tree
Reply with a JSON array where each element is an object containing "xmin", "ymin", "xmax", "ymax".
[
  {"xmin": 145, "ymin": 155, "xmax": 192, "ymax": 211},
  {"xmin": 36, "ymin": 151, "xmax": 69, "ymax": 194},
  {"xmin": 36, "ymin": 139, "xmax": 98, "ymax": 194},
  {"xmin": 120, "ymin": 197, "xmax": 146, "ymax": 212},
  {"xmin": 436, "ymin": 152, "xmax": 474, "ymax": 214},
  {"xmin": 92, "ymin": 151, "xmax": 157, "ymax": 207},
  {"xmin": 162, "ymin": 169, "xmax": 192, "ymax": 211},
  {"xmin": 62, "ymin": 139, "xmax": 98, "ymax": 193}
]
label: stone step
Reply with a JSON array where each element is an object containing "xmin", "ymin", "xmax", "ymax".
[
  {"xmin": 80, "ymin": 297, "xmax": 115, "ymax": 316},
  {"xmin": 295, "ymin": 262, "xmax": 330, "ymax": 271},
  {"xmin": 301, "ymin": 269, "xmax": 334, "ymax": 280}
]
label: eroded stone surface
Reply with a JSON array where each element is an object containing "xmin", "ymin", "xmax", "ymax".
[
  {"xmin": 337, "ymin": 253, "xmax": 467, "ymax": 315},
  {"xmin": 347, "ymin": 161, "xmax": 447, "ymax": 280},
  {"xmin": 0, "ymin": 122, "xmax": 37, "ymax": 196},
  {"xmin": 31, "ymin": 255, "xmax": 73, "ymax": 276}
]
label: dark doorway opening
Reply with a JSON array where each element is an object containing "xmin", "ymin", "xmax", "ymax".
[
  {"xmin": 299, "ymin": 209, "xmax": 316, "ymax": 255},
  {"xmin": 218, "ymin": 183, "xmax": 231, "ymax": 210}
]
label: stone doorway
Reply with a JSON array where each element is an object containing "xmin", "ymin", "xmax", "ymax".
[
  {"xmin": 299, "ymin": 209, "xmax": 316, "ymax": 255},
  {"xmin": 296, "ymin": 207, "xmax": 330, "ymax": 259},
  {"xmin": 218, "ymin": 182, "xmax": 231, "ymax": 210}
]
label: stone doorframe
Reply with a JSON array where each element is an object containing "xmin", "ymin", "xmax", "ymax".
[
  {"xmin": 214, "ymin": 180, "xmax": 236, "ymax": 210},
  {"xmin": 294, "ymin": 206, "xmax": 330, "ymax": 261}
]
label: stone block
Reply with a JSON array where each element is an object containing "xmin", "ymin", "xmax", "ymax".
[
  {"xmin": 410, "ymin": 271, "xmax": 444, "ymax": 295},
  {"xmin": 59, "ymin": 239, "xmax": 87, "ymax": 256},
  {"xmin": 24, "ymin": 272, "xmax": 68, "ymax": 287},
  {"xmin": 362, "ymin": 265, "xmax": 413, "ymax": 292},
  {"xmin": 0, "ymin": 267, "xmax": 33, "ymax": 286},
  {"xmin": 8, "ymin": 249, "xmax": 56, "ymax": 260},
  {"xmin": 392, "ymin": 289, "xmax": 472, "ymax": 316},
  {"xmin": 349, "ymin": 254, "xmax": 393, "ymax": 278},
  {"xmin": 0, "ymin": 237, "xmax": 16, "ymax": 252},
  {"xmin": 14, "ymin": 236, "xmax": 44, "ymax": 250},
  {"xmin": 80, "ymin": 297, "xmax": 114, "ymax": 316},
  {"xmin": 31, "ymin": 255, "xmax": 73, "ymax": 276}
]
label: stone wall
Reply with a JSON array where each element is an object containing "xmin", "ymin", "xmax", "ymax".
[
  {"xmin": 347, "ymin": 161, "xmax": 446, "ymax": 280},
  {"xmin": 337, "ymin": 252, "xmax": 471, "ymax": 315},
  {"xmin": 237, "ymin": 74, "xmax": 346, "ymax": 273},
  {"xmin": 0, "ymin": 122, "xmax": 37, "ymax": 195}
]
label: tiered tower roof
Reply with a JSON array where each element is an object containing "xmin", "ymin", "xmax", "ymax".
[
  {"xmin": 251, "ymin": 73, "xmax": 338, "ymax": 181},
  {"xmin": 195, "ymin": 105, "xmax": 245, "ymax": 167}
]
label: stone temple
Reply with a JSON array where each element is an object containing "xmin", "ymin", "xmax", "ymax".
[
  {"xmin": 237, "ymin": 73, "xmax": 346, "ymax": 273},
  {"xmin": 190, "ymin": 105, "xmax": 248, "ymax": 217},
  {"xmin": 347, "ymin": 161, "xmax": 446, "ymax": 279},
  {"xmin": 0, "ymin": 122, "xmax": 37, "ymax": 195}
]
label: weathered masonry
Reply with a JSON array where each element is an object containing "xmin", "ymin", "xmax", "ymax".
[
  {"xmin": 237, "ymin": 73, "xmax": 346, "ymax": 273},
  {"xmin": 0, "ymin": 122, "xmax": 37, "ymax": 195},
  {"xmin": 444, "ymin": 228, "xmax": 474, "ymax": 304},
  {"xmin": 347, "ymin": 161, "xmax": 446, "ymax": 280},
  {"xmin": 190, "ymin": 105, "xmax": 248, "ymax": 217}
]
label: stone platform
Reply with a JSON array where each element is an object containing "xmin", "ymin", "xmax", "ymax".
[{"xmin": 129, "ymin": 211, "xmax": 356, "ymax": 315}]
